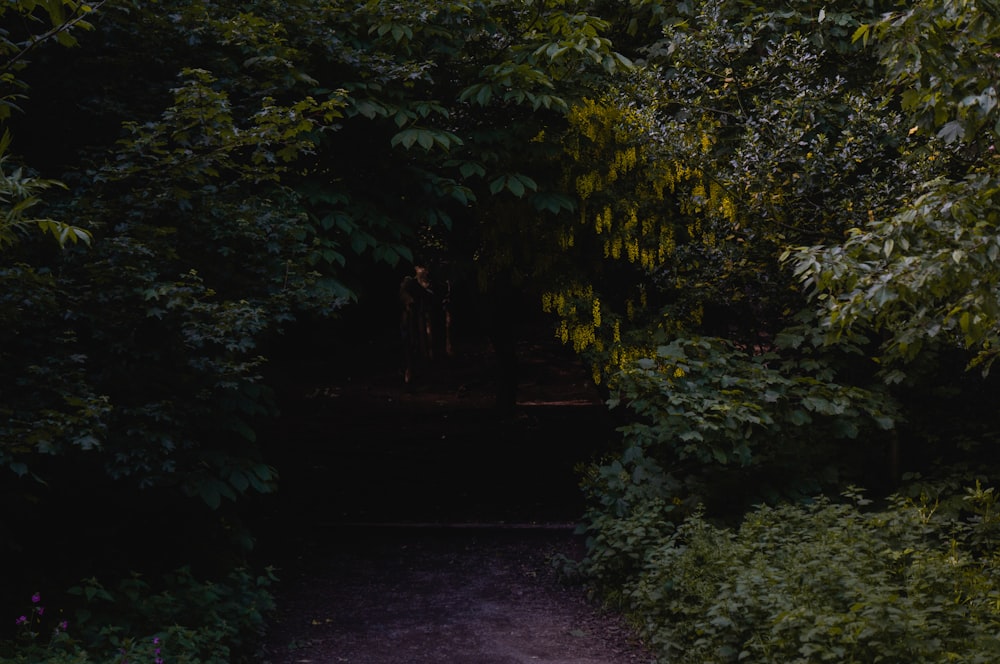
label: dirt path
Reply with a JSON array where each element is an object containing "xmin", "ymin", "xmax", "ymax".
[
  {"xmin": 258, "ymin": 334, "xmax": 653, "ymax": 663},
  {"xmin": 260, "ymin": 527, "xmax": 655, "ymax": 664}
]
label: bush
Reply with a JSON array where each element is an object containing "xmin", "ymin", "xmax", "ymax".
[
  {"xmin": 0, "ymin": 566, "xmax": 275, "ymax": 664},
  {"xmin": 576, "ymin": 483, "xmax": 1000, "ymax": 663}
]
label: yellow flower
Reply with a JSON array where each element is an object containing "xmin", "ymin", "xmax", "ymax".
[{"xmin": 627, "ymin": 238, "xmax": 640, "ymax": 263}]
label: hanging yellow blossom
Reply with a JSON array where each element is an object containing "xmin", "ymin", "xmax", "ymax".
[
  {"xmin": 576, "ymin": 171, "xmax": 599, "ymax": 200},
  {"xmin": 627, "ymin": 237, "xmax": 640, "ymax": 263},
  {"xmin": 719, "ymin": 196, "xmax": 738, "ymax": 223},
  {"xmin": 690, "ymin": 305, "xmax": 704, "ymax": 325},
  {"xmin": 700, "ymin": 132, "xmax": 712, "ymax": 154}
]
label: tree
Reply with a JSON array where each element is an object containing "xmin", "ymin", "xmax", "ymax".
[
  {"xmin": 0, "ymin": 0, "xmax": 637, "ymax": 595},
  {"xmin": 535, "ymin": 0, "xmax": 908, "ymax": 514},
  {"xmin": 792, "ymin": 1, "xmax": 1000, "ymax": 375},
  {"xmin": 561, "ymin": 4, "xmax": 1000, "ymax": 659}
]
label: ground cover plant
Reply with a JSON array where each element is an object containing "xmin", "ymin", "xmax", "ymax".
[
  {"xmin": 571, "ymin": 478, "xmax": 1000, "ymax": 663},
  {"xmin": 1, "ymin": 567, "xmax": 275, "ymax": 664}
]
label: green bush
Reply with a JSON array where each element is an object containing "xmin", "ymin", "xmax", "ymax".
[
  {"xmin": 576, "ymin": 483, "xmax": 1000, "ymax": 663},
  {"xmin": 0, "ymin": 566, "xmax": 275, "ymax": 664}
]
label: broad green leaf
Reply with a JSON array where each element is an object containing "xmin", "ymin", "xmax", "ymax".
[
  {"xmin": 506, "ymin": 175, "xmax": 525, "ymax": 197},
  {"xmin": 937, "ymin": 120, "xmax": 964, "ymax": 144},
  {"xmin": 458, "ymin": 161, "xmax": 486, "ymax": 178}
]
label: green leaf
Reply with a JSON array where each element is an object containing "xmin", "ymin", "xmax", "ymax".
[
  {"xmin": 459, "ymin": 83, "xmax": 493, "ymax": 106},
  {"xmin": 937, "ymin": 120, "xmax": 964, "ymax": 144},
  {"xmin": 513, "ymin": 173, "xmax": 537, "ymax": 192},
  {"xmin": 851, "ymin": 23, "xmax": 870, "ymax": 46},
  {"xmin": 353, "ymin": 99, "xmax": 387, "ymax": 119},
  {"xmin": 458, "ymin": 161, "xmax": 487, "ymax": 178},
  {"xmin": 390, "ymin": 128, "xmax": 418, "ymax": 149},
  {"xmin": 788, "ymin": 410, "xmax": 812, "ymax": 426},
  {"xmin": 532, "ymin": 191, "xmax": 576, "ymax": 214},
  {"xmin": 506, "ymin": 175, "xmax": 525, "ymax": 197},
  {"xmin": 350, "ymin": 232, "xmax": 373, "ymax": 254}
]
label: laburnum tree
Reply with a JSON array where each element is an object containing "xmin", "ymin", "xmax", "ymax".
[
  {"xmin": 562, "ymin": 7, "xmax": 1000, "ymax": 655},
  {"xmin": 539, "ymin": 0, "xmax": 1000, "ymax": 521},
  {"xmin": 554, "ymin": 11, "xmax": 1000, "ymax": 656},
  {"xmin": 540, "ymin": 0, "xmax": 931, "ymax": 512}
]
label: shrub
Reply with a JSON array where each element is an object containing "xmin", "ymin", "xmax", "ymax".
[
  {"xmin": 0, "ymin": 566, "xmax": 275, "ymax": 664},
  {"xmin": 578, "ymin": 483, "xmax": 1000, "ymax": 663}
]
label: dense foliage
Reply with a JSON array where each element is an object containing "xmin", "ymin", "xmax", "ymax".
[
  {"xmin": 569, "ymin": 481, "xmax": 1000, "ymax": 663},
  {"xmin": 4, "ymin": 0, "xmax": 1000, "ymax": 662},
  {"xmin": 0, "ymin": 0, "xmax": 631, "ymax": 658},
  {"xmin": 557, "ymin": 1, "xmax": 1000, "ymax": 662},
  {"xmin": 1, "ymin": 566, "xmax": 274, "ymax": 664}
]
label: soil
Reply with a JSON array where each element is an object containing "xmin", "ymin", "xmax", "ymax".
[
  {"xmin": 260, "ymin": 528, "xmax": 655, "ymax": 664},
  {"xmin": 256, "ymin": 327, "xmax": 656, "ymax": 663}
]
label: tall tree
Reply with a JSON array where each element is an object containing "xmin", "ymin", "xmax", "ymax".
[
  {"xmin": 0, "ymin": 1, "xmax": 636, "ymax": 598},
  {"xmin": 535, "ymin": 0, "xmax": 908, "ymax": 511}
]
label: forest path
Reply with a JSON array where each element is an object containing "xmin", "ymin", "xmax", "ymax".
[
  {"xmin": 257, "ymin": 333, "xmax": 655, "ymax": 663},
  {"xmin": 259, "ymin": 527, "xmax": 654, "ymax": 664}
]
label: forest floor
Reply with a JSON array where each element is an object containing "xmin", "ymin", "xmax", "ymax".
[
  {"xmin": 259, "ymin": 527, "xmax": 655, "ymax": 664},
  {"xmin": 256, "ymin": 326, "xmax": 657, "ymax": 663}
]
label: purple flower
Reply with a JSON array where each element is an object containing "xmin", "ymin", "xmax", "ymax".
[
  {"xmin": 36, "ymin": 607, "xmax": 44, "ymax": 616},
  {"xmin": 30, "ymin": 593, "xmax": 40, "ymax": 604},
  {"xmin": 153, "ymin": 637, "xmax": 160, "ymax": 645},
  {"xmin": 15, "ymin": 615, "xmax": 27, "ymax": 626},
  {"xmin": 58, "ymin": 620, "xmax": 68, "ymax": 631}
]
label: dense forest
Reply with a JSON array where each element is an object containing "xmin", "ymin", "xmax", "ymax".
[{"xmin": 2, "ymin": 1, "xmax": 999, "ymax": 662}]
